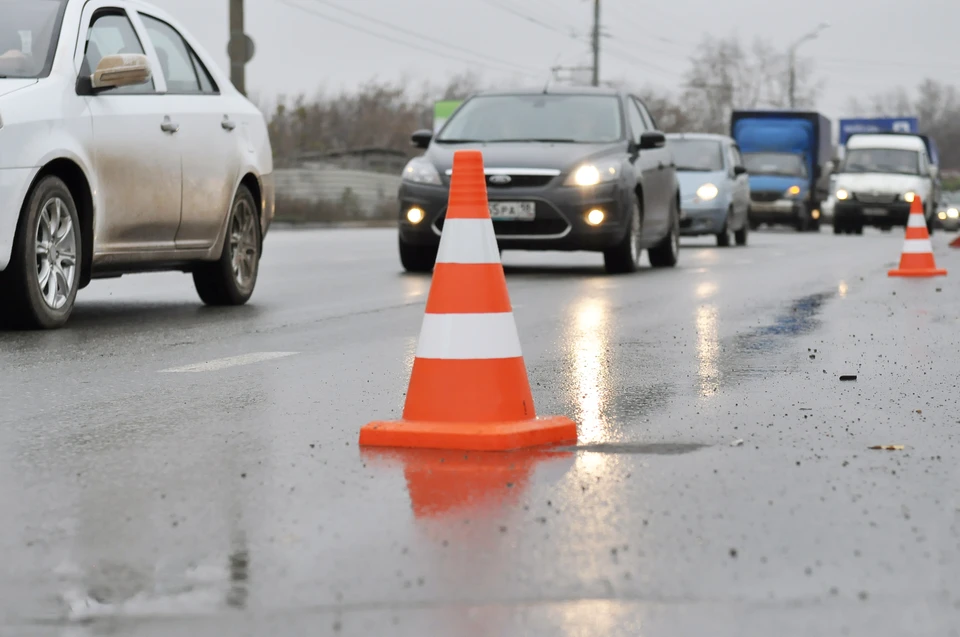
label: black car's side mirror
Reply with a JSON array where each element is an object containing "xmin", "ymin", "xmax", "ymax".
[
  {"xmin": 411, "ymin": 129, "xmax": 433, "ymax": 149},
  {"xmin": 638, "ymin": 131, "xmax": 666, "ymax": 150},
  {"xmin": 733, "ymin": 165, "xmax": 748, "ymax": 176}
]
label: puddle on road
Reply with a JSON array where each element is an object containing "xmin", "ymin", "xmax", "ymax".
[
  {"xmin": 559, "ymin": 442, "xmax": 708, "ymax": 456},
  {"xmin": 712, "ymin": 291, "xmax": 837, "ymax": 386}
]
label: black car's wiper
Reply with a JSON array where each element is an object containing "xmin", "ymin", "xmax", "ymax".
[
  {"xmin": 675, "ymin": 166, "xmax": 713, "ymax": 172},
  {"xmin": 491, "ymin": 138, "xmax": 579, "ymax": 143}
]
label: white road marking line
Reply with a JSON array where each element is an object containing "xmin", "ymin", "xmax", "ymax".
[{"xmin": 160, "ymin": 352, "xmax": 299, "ymax": 373}]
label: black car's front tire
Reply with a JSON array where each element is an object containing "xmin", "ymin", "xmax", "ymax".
[
  {"xmin": 603, "ymin": 194, "xmax": 643, "ymax": 274},
  {"xmin": 648, "ymin": 195, "xmax": 680, "ymax": 268},
  {"xmin": 399, "ymin": 236, "xmax": 438, "ymax": 273}
]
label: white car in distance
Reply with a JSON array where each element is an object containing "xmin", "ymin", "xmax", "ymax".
[{"xmin": 0, "ymin": 0, "xmax": 275, "ymax": 329}]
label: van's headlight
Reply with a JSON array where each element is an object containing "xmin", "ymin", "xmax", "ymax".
[
  {"xmin": 949, "ymin": 207, "xmax": 959, "ymax": 219},
  {"xmin": 564, "ymin": 159, "xmax": 619, "ymax": 186},
  {"xmin": 904, "ymin": 191, "xmax": 916, "ymax": 203},
  {"xmin": 401, "ymin": 156, "xmax": 441, "ymax": 185},
  {"xmin": 836, "ymin": 189, "xmax": 849, "ymax": 200},
  {"xmin": 696, "ymin": 183, "xmax": 719, "ymax": 201},
  {"xmin": 785, "ymin": 185, "xmax": 802, "ymax": 198}
]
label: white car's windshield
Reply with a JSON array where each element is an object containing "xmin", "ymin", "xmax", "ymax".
[
  {"xmin": 841, "ymin": 148, "xmax": 921, "ymax": 176},
  {"xmin": 436, "ymin": 94, "xmax": 624, "ymax": 144},
  {"xmin": 0, "ymin": 0, "xmax": 64, "ymax": 79},
  {"xmin": 669, "ymin": 140, "xmax": 724, "ymax": 171}
]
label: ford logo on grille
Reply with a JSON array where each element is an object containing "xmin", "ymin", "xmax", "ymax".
[{"xmin": 488, "ymin": 174, "xmax": 512, "ymax": 185}]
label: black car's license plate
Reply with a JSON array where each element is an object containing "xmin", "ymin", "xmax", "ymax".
[{"xmin": 489, "ymin": 201, "xmax": 535, "ymax": 221}]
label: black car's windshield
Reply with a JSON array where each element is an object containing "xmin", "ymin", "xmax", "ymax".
[
  {"xmin": 436, "ymin": 94, "xmax": 623, "ymax": 144},
  {"xmin": 669, "ymin": 139, "xmax": 724, "ymax": 171},
  {"xmin": 841, "ymin": 148, "xmax": 920, "ymax": 176},
  {"xmin": 0, "ymin": 0, "xmax": 64, "ymax": 79},
  {"xmin": 743, "ymin": 152, "xmax": 807, "ymax": 177}
]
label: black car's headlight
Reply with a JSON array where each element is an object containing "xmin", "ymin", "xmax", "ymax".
[
  {"xmin": 402, "ymin": 156, "xmax": 442, "ymax": 185},
  {"xmin": 564, "ymin": 158, "xmax": 620, "ymax": 187}
]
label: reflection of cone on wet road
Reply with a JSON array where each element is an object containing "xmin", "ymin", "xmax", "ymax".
[
  {"xmin": 360, "ymin": 150, "xmax": 578, "ymax": 451},
  {"xmin": 888, "ymin": 197, "xmax": 947, "ymax": 278}
]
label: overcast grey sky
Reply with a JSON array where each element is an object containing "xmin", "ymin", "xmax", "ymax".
[{"xmin": 151, "ymin": 0, "xmax": 959, "ymax": 119}]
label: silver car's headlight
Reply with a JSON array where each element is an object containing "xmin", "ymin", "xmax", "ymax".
[
  {"xmin": 402, "ymin": 156, "xmax": 441, "ymax": 185},
  {"xmin": 564, "ymin": 158, "xmax": 620, "ymax": 187},
  {"xmin": 695, "ymin": 183, "xmax": 719, "ymax": 201}
]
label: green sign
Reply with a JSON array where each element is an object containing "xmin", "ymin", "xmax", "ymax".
[{"xmin": 433, "ymin": 100, "xmax": 461, "ymax": 132}]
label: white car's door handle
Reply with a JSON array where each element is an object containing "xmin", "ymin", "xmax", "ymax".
[
  {"xmin": 221, "ymin": 116, "xmax": 236, "ymax": 131},
  {"xmin": 160, "ymin": 117, "xmax": 179, "ymax": 134}
]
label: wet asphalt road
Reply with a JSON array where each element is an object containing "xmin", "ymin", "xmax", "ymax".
[{"xmin": 1, "ymin": 226, "xmax": 959, "ymax": 636}]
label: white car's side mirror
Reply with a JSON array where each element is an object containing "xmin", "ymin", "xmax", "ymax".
[{"xmin": 91, "ymin": 54, "xmax": 151, "ymax": 90}]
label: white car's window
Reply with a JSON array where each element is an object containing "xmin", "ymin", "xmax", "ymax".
[
  {"xmin": 189, "ymin": 48, "xmax": 218, "ymax": 94},
  {"xmin": 83, "ymin": 11, "xmax": 154, "ymax": 94},
  {"xmin": 139, "ymin": 14, "xmax": 200, "ymax": 94}
]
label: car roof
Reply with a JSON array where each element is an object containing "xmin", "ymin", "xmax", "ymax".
[
  {"xmin": 473, "ymin": 86, "xmax": 623, "ymax": 98},
  {"xmin": 666, "ymin": 132, "xmax": 733, "ymax": 143},
  {"xmin": 846, "ymin": 133, "xmax": 926, "ymax": 151}
]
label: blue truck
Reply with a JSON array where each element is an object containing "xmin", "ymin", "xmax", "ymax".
[{"xmin": 730, "ymin": 110, "xmax": 833, "ymax": 232}]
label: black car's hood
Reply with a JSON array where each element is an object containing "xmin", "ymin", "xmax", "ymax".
[{"xmin": 425, "ymin": 141, "xmax": 625, "ymax": 174}]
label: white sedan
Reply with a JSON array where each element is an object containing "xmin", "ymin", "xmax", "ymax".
[{"xmin": 0, "ymin": 0, "xmax": 275, "ymax": 329}]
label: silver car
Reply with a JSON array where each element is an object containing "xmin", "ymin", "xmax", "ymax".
[
  {"xmin": 0, "ymin": 0, "xmax": 275, "ymax": 329},
  {"xmin": 668, "ymin": 133, "xmax": 751, "ymax": 246}
]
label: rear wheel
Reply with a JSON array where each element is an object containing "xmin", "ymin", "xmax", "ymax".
[
  {"xmin": 193, "ymin": 185, "xmax": 261, "ymax": 306},
  {"xmin": 604, "ymin": 194, "xmax": 643, "ymax": 274},
  {"xmin": 648, "ymin": 196, "xmax": 680, "ymax": 268},
  {"xmin": 399, "ymin": 236, "xmax": 438, "ymax": 273},
  {"xmin": 794, "ymin": 207, "xmax": 810, "ymax": 232},
  {"xmin": 833, "ymin": 221, "xmax": 844, "ymax": 235},
  {"xmin": 0, "ymin": 176, "xmax": 81, "ymax": 330}
]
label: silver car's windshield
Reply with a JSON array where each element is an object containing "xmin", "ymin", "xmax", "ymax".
[
  {"xmin": 669, "ymin": 140, "xmax": 724, "ymax": 171},
  {"xmin": 0, "ymin": 0, "xmax": 64, "ymax": 79},
  {"xmin": 841, "ymin": 148, "xmax": 921, "ymax": 176},
  {"xmin": 436, "ymin": 94, "xmax": 624, "ymax": 144}
]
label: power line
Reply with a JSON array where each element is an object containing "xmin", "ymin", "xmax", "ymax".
[
  {"xmin": 307, "ymin": 0, "xmax": 542, "ymax": 78},
  {"xmin": 477, "ymin": 0, "xmax": 579, "ymax": 39},
  {"xmin": 276, "ymin": 0, "xmax": 543, "ymax": 78}
]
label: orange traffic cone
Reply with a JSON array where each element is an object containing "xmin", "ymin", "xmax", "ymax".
[
  {"xmin": 950, "ymin": 235, "xmax": 960, "ymax": 248},
  {"xmin": 888, "ymin": 196, "xmax": 947, "ymax": 277},
  {"xmin": 360, "ymin": 150, "xmax": 578, "ymax": 451}
]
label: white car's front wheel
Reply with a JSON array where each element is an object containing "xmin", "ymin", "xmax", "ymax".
[
  {"xmin": 0, "ymin": 176, "xmax": 81, "ymax": 329},
  {"xmin": 193, "ymin": 185, "xmax": 261, "ymax": 306}
]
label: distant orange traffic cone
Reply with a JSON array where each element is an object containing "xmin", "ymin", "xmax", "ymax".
[
  {"xmin": 888, "ymin": 196, "xmax": 947, "ymax": 277},
  {"xmin": 359, "ymin": 150, "xmax": 578, "ymax": 451},
  {"xmin": 950, "ymin": 234, "xmax": 960, "ymax": 248}
]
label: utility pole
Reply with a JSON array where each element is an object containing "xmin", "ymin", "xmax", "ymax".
[
  {"xmin": 229, "ymin": 0, "xmax": 245, "ymax": 94},
  {"xmin": 787, "ymin": 22, "xmax": 829, "ymax": 108},
  {"xmin": 591, "ymin": 0, "xmax": 600, "ymax": 87}
]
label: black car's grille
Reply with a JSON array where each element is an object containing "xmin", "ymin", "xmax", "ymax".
[
  {"xmin": 853, "ymin": 192, "xmax": 898, "ymax": 204},
  {"xmin": 751, "ymin": 191, "xmax": 782, "ymax": 203},
  {"xmin": 434, "ymin": 201, "xmax": 569, "ymax": 236},
  {"xmin": 486, "ymin": 175, "xmax": 554, "ymax": 189}
]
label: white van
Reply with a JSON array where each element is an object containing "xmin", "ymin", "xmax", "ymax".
[{"xmin": 831, "ymin": 133, "xmax": 938, "ymax": 234}]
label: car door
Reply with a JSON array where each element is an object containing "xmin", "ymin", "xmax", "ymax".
[
  {"xmin": 137, "ymin": 12, "xmax": 242, "ymax": 250},
  {"xmin": 76, "ymin": 4, "xmax": 182, "ymax": 255},
  {"xmin": 624, "ymin": 97, "xmax": 662, "ymax": 238},
  {"xmin": 633, "ymin": 97, "xmax": 672, "ymax": 235},
  {"xmin": 728, "ymin": 143, "xmax": 750, "ymax": 224}
]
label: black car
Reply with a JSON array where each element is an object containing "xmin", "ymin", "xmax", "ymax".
[{"xmin": 397, "ymin": 87, "xmax": 681, "ymax": 274}]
